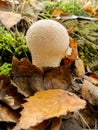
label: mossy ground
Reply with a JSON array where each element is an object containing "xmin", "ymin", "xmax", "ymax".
[{"xmin": 64, "ymin": 20, "xmax": 98, "ymax": 72}]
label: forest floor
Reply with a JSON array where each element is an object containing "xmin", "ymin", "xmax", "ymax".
[{"xmin": 0, "ymin": 0, "xmax": 98, "ymax": 130}]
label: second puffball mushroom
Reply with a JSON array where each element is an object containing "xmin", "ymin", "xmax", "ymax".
[{"xmin": 26, "ymin": 19, "xmax": 71, "ymax": 69}]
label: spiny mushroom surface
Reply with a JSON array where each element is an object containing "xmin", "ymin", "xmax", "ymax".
[{"xmin": 26, "ymin": 19, "xmax": 71, "ymax": 69}]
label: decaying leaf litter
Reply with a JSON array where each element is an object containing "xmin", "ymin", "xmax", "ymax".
[{"xmin": 0, "ymin": 0, "xmax": 98, "ymax": 130}]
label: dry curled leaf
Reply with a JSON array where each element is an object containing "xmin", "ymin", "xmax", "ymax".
[
  {"xmin": 0, "ymin": 75, "xmax": 24, "ymax": 109},
  {"xmin": 10, "ymin": 57, "xmax": 44, "ymax": 97},
  {"xmin": 68, "ymin": 39, "xmax": 78, "ymax": 61},
  {"xmin": 64, "ymin": 38, "xmax": 78, "ymax": 67},
  {"xmin": 28, "ymin": 120, "xmax": 50, "ymax": 130},
  {"xmin": 85, "ymin": 72, "xmax": 98, "ymax": 85},
  {"xmin": 60, "ymin": 115, "xmax": 83, "ymax": 130},
  {"xmin": 43, "ymin": 66, "xmax": 71, "ymax": 90},
  {"xmin": 0, "ymin": 11, "xmax": 21, "ymax": 29},
  {"xmin": 82, "ymin": 79, "xmax": 98, "ymax": 106},
  {"xmin": 0, "ymin": 1, "xmax": 11, "ymax": 11},
  {"xmin": 15, "ymin": 89, "xmax": 86, "ymax": 129},
  {"xmin": 11, "ymin": 58, "xmax": 71, "ymax": 96},
  {"xmin": 0, "ymin": 104, "xmax": 19, "ymax": 123},
  {"xmin": 50, "ymin": 117, "xmax": 62, "ymax": 130},
  {"xmin": 80, "ymin": 104, "xmax": 96, "ymax": 128},
  {"xmin": 75, "ymin": 57, "xmax": 85, "ymax": 76}
]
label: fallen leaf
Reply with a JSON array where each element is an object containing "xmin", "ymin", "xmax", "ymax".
[
  {"xmin": 52, "ymin": 9, "xmax": 64, "ymax": 17},
  {"xmin": 16, "ymin": 89, "xmax": 86, "ymax": 129},
  {"xmin": 50, "ymin": 117, "xmax": 62, "ymax": 130},
  {"xmin": 85, "ymin": 72, "xmax": 98, "ymax": 85},
  {"xmin": 75, "ymin": 57, "xmax": 85, "ymax": 76},
  {"xmin": 60, "ymin": 115, "xmax": 83, "ymax": 130},
  {"xmin": 0, "ymin": 75, "xmax": 24, "ymax": 109},
  {"xmin": 28, "ymin": 120, "xmax": 50, "ymax": 130},
  {"xmin": 43, "ymin": 66, "xmax": 71, "ymax": 90},
  {"xmin": 84, "ymin": 1, "xmax": 93, "ymax": 14},
  {"xmin": 80, "ymin": 104, "xmax": 96, "ymax": 128},
  {"xmin": 82, "ymin": 79, "xmax": 98, "ymax": 105},
  {"xmin": 0, "ymin": 11, "xmax": 22, "ymax": 29},
  {"xmin": 69, "ymin": 39, "xmax": 78, "ymax": 60},
  {"xmin": 64, "ymin": 38, "xmax": 78, "ymax": 67},
  {"xmin": 10, "ymin": 57, "xmax": 44, "ymax": 97},
  {"xmin": 0, "ymin": 103, "xmax": 19, "ymax": 123},
  {"xmin": 0, "ymin": 1, "xmax": 11, "ymax": 11}
]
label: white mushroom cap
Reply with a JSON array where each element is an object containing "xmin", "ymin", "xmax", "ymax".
[{"xmin": 26, "ymin": 19, "xmax": 70, "ymax": 68}]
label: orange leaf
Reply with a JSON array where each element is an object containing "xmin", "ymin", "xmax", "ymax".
[
  {"xmin": 15, "ymin": 89, "xmax": 86, "ymax": 129},
  {"xmin": 68, "ymin": 38, "xmax": 78, "ymax": 60},
  {"xmin": 64, "ymin": 38, "xmax": 78, "ymax": 66},
  {"xmin": 0, "ymin": 1, "xmax": 11, "ymax": 11},
  {"xmin": 84, "ymin": 1, "xmax": 93, "ymax": 14},
  {"xmin": 93, "ymin": 7, "xmax": 98, "ymax": 18},
  {"xmin": 67, "ymin": 25, "xmax": 77, "ymax": 34},
  {"xmin": 52, "ymin": 9, "xmax": 64, "ymax": 17},
  {"xmin": 85, "ymin": 72, "xmax": 98, "ymax": 85}
]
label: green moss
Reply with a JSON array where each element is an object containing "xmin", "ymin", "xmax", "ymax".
[
  {"xmin": 39, "ymin": 1, "xmax": 92, "ymax": 19},
  {"xmin": 0, "ymin": 27, "xmax": 30, "ymax": 64},
  {"xmin": 0, "ymin": 27, "xmax": 31, "ymax": 75},
  {"xmin": 0, "ymin": 63, "xmax": 12, "ymax": 75}
]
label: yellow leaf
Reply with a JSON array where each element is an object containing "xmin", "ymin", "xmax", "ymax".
[
  {"xmin": 52, "ymin": 9, "xmax": 64, "ymax": 17},
  {"xmin": 16, "ymin": 89, "xmax": 86, "ymax": 129},
  {"xmin": 84, "ymin": 1, "xmax": 93, "ymax": 14}
]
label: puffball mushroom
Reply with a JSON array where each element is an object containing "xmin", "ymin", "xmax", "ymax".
[{"xmin": 26, "ymin": 19, "xmax": 71, "ymax": 69}]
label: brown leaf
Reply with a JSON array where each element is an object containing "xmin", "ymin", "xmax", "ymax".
[
  {"xmin": 0, "ymin": 11, "xmax": 21, "ymax": 29},
  {"xmin": 43, "ymin": 66, "xmax": 71, "ymax": 90},
  {"xmin": 29, "ymin": 120, "xmax": 50, "ymax": 130},
  {"xmin": 0, "ymin": 75, "xmax": 24, "ymax": 109},
  {"xmin": 82, "ymin": 79, "xmax": 98, "ymax": 105},
  {"xmin": 60, "ymin": 115, "xmax": 83, "ymax": 130},
  {"xmin": 16, "ymin": 89, "xmax": 86, "ymax": 129},
  {"xmin": 80, "ymin": 104, "xmax": 96, "ymax": 128},
  {"xmin": 75, "ymin": 57, "xmax": 85, "ymax": 76},
  {"xmin": 50, "ymin": 117, "xmax": 62, "ymax": 130},
  {"xmin": 85, "ymin": 72, "xmax": 98, "ymax": 85},
  {"xmin": 10, "ymin": 57, "xmax": 44, "ymax": 97},
  {"xmin": 0, "ymin": 103, "xmax": 19, "ymax": 123},
  {"xmin": 0, "ymin": 1, "xmax": 11, "ymax": 11}
]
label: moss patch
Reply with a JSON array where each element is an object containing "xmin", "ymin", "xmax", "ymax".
[{"xmin": 64, "ymin": 20, "xmax": 98, "ymax": 71}]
